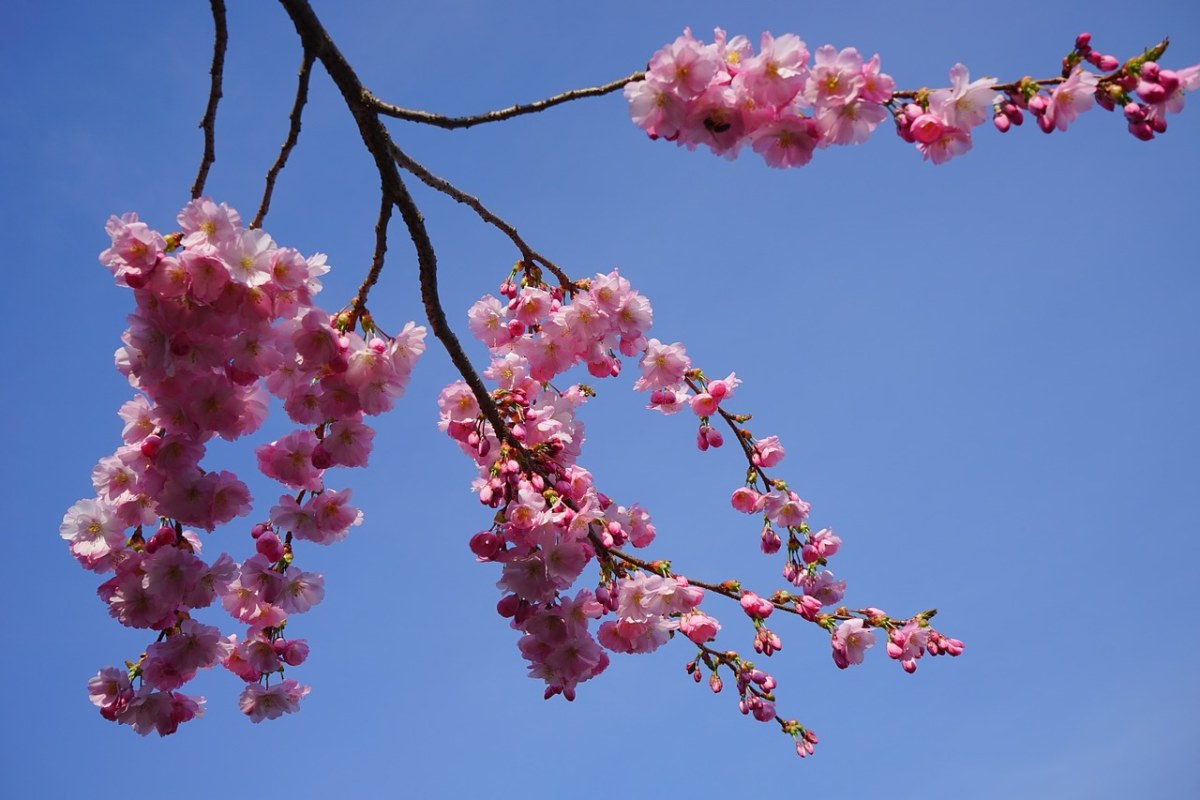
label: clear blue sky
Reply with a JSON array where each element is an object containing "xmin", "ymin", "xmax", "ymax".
[{"xmin": 3, "ymin": 1, "xmax": 1198, "ymax": 797}]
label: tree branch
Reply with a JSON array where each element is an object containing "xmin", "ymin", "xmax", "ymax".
[
  {"xmin": 388, "ymin": 143, "xmax": 578, "ymax": 292},
  {"xmin": 190, "ymin": 0, "xmax": 228, "ymax": 200},
  {"xmin": 366, "ymin": 72, "xmax": 645, "ymax": 129},
  {"xmin": 277, "ymin": 0, "xmax": 518, "ymax": 451},
  {"xmin": 252, "ymin": 48, "xmax": 316, "ymax": 230}
]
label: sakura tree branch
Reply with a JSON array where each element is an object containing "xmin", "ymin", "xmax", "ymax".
[
  {"xmin": 367, "ymin": 72, "xmax": 646, "ymax": 129},
  {"xmin": 251, "ymin": 47, "xmax": 316, "ymax": 230},
  {"xmin": 278, "ymin": 0, "xmax": 518, "ymax": 451},
  {"xmin": 346, "ymin": 193, "xmax": 392, "ymax": 329},
  {"xmin": 388, "ymin": 142, "xmax": 578, "ymax": 292},
  {"xmin": 190, "ymin": 0, "xmax": 228, "ymax": 200}
]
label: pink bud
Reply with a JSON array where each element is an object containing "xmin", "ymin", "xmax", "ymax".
[
  {"xmin": 139, "ymin": 434, "xmax": 162, "ymax": 459},
  {"xmin": 310, "ymin": 443, "xmax": 334, "ymax": 470},
  {"xmin": 496, "ymin": 593, "xmax": 521, "ymax": 618},
  {"xmin": 1028, "ymin": 95, "xmax": 1048, "ymax": 115},
  {"xmin": 506, "ymin": 319, "xmax": 524, "ymax": 337},
  {"xmin": 1075, "ymin": 32, "xmax": 1091, "ymax": 50},
  {"xmin": 707, "ymin": 380, "xmax": 729, "ymax": 401},
  {"xmin": 993, "ymin": 112, "xmax": 1011, "ymax": 133},
  {"xmin": 1098, "ymin": 55, "xmax": 1119, "ymax": 71},
  {"xmin": 760, "ymin": 527, "xmax": 782, "ymax": 555},
  {"xmin": 256, "ymin": 532, "xmax": 285, "ymax": 562},
  {"xmin": 1157, "ymin": 69, "xmax": 1181, "ymax": 95},
  {"xmin": 730, "ymin": 487, "xmax": 762, "ymax": 514},
  {"xmin": 281, "ymin": 640, "xmax": 310, "ymax": 666},
  {"xmin": 1128, "ymin": 120, "xmax": 1155, "ymax": 141},
  {"xmin": 709, "ymin": 673, "xmax": 723, "ymax": 693},
  {"xmin": 1037, "ymin": 114, "xmax": 1055, "ymax": 133},
  {"xmin": 144, "ymin": 525, "xmax": 176, "ymax": 554},
  {"xmin": 469, "ymin": 531, "xmax": 502, "ymax": 559},
  {"xmin": 1137, "ymin": 80, "xmax": 1167, "ymax": 104},
  {"xmin": 704, "ymin": 428, "xmax": 724, "ymax": 448},
  {"xmin": 696, "ymin": 430, "xmax": 710, "ymax": 451},
  {"xmin": 1150, "ymin": 114, "xmax": 1167, "ymax": 134},
  {"xmin": 1140, "ymin": 61, "xmax": 1160, "ymax": 81}
]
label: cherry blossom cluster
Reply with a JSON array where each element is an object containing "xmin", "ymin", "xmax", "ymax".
[
  {"xmin": 637, "ymin": 349, "xmax": 964, "ymax": 681},
  {"xmin": 64, "ymin": 199, "xmax": 424, "ymax": 734},
  {"xmin": 630, "ymin": 29, "xmax": 1200, "ymax": 167},
  {"xmin": 625, "ymin": 28, "xmax": 896, "ymax": 167},
  {"xmin": 445, "ymin": 262, "xmax": 962, "ymax": 756}
]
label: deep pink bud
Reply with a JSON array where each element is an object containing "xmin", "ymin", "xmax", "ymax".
[
  {"xmin": 496, "ymin": 593, "xmax": 521, "ymax": 618},
  {"xmin": 1157, "ymin": 69, "xmax": 1181, "ymax": 95},
  {"xmin": 1149, "ymin": 115, "xmax": 1167, "ymax": 134},
  {"xmin": 1075, "ymin": 32, "xmax": 1091, "ymax": 50},
  {"xmin": 469, "ymin": 531, "xmax": 502, "ymax": 559},
  {"xmin": 1140, "ymin": 61, "xmax": 1160, "ymax": 81},
  {"xmin": 696, "ymin": 430, "xmax": 710, "ymax": 451},
  {"xmin": 139, "ymin": 434, "xmax": 162, "ymax": 459},
  {"xmin": 310, "ymin": 443, "xmax": 334, "ymax": 470},
  {"xmin": 144, "ymin": 525, "xmax": 176, "ymax": 554},
  {"xmin": 1128, "ymin": 120, "xmax": 1155, "ymax": 141},
  {"xmin": 760, "ymin": 527, "xmax": 782, "ymax": 555},
  {"xmin": 281, "ymin": 640, "xmax": 310, "ymax": 666},
  {"xmin": 993, "ymin": 112, "xmax": 1011, "ymax": 133},
  {"xmin": 1124, "ymin": 102, "xmax": 1146, "ymax": 122},
  {"xmin": 506, "ymin": 319, "xmax": 525, "ymax": 337},
  {"xmin": 705, "ymin": 428, "xmax": 724, "ymax": 448},
  {"xmin": 1098, "ymin": 55, "xmax": 1119, "ymax": 71},
  {"xmin": 1037, "ymin": 114, "xmax": 1055, "ymax": 133},
  {"xmin": 256, "ymin": 532, "xmax": 285, "ymax": 561},
  {"xmin": 709, "ymin": 673, "xmax": 723, "ymax": 693},
  {"xmin": 1137, "ymin": 81, "xmax": 1168, "ymax": 104}
]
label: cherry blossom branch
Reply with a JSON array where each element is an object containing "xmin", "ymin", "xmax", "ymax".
[
  {"xmin": 367, "ymin": 72, "xmax": 646, "ymax": 129},
  {"xmin": 346, "ymin": 193, "xmax": 392, "ymax": 329},
  {"xmin": 278, "ymin": 0, "xmax": 518, "ymax": 451},
  {"xmin": 387, "ymin": 142, "xmax": 578, "ymax": 292},
  {"xmin": 251, "ymin": 47, "xmax": 317, "ymax": 230},
  {"xmin": 190, "ymin": 0, "xmax": 228, "ymax": 200}
]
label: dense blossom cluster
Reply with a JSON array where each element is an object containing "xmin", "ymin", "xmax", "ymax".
[
  {"xmin": 64, "ymin": 199, "xmax": 423, "ymax": 734},
  {"xmin": 629, "ymin": 29, "xmax": 1200, "ymax": 166},
  {"xmin": 446, "ymin": 264, "xmax": 962, "ymax": 754}
]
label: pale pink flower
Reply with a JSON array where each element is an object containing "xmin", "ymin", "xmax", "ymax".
[
  {"xmin": 635, "ymin": 339, "xmax": 690, "ymax": 390},
  {"xmin": 929, "ymin": 64, "xmax": 998, "ymax": 129},
  {"xmin": 750, "ymin": 116, "xmax": 820, "ymax": 168},
  {"xmin": 1045, "ymin": 69, "xmax": 1099, "ymax": 132},
  {"xmin": 647, "ymin": 29, "xmax": 722, "ymax": 100},
  {"xmin": 742, "ymin": 32, "xmax": 810, "ymax": 108},
  {"xmin": 831, "ymin": 618, "xmax": 876, "ymax": 668},
  {"xmin": 238, "ymin": 679, "xmax": 310, "ymax": 723}
]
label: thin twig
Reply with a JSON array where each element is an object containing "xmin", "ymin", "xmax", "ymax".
[
  {"xmin": 388, "ymin": 143, "xmax": 578, "ymax": 292},
  {"xmin": 348, "ymin": 194, "xmax": 392, "ymax": 328},
  {"xmin": 367, "ymin": 72, "xmax": 645, "ymax": 129},
  {"xmin": 190, "ymin": 0, "xmax": 228, "ymax": 199},
  {"xmin": 252, "ymin": 48, "xmax": 316, "ymax": 230}
]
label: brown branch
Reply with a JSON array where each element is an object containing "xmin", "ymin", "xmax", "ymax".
[
  {"xmin": 348, "ymin": 193, "xmax": 392, "ymax": 328},
  {"xmin": 388, "ymin": 143, "xmax": 578, "ymax": 292},
  {"xmin": 367, "ymin": 72, "xmax": 645, "ymax": 129},
  {"xmin": 252, "ymin": 48, "xmax": 316, "ymax": 230},
  {"xmin": 278, "ymin": 0, "xmax": 517, "ymax": 451},
  {"xmin": 190, "ymin": 0, "xmax": 228, "ymax": 199}
]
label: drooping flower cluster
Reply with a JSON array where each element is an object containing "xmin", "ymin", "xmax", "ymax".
[
  {"xmin": 65, "ymin": 199, "xmax": 424, "ymax": 734},
  {"xmin": 446, "ymin": 267, "xmax": 730, "ymax": 699},
  {"xmin": 626, "ymin": 28, "xmax": 895, "ymax": 167}
]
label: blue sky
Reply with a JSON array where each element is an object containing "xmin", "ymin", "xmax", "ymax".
[{"xmin": 3, "ymin": 1, "xmax": 1198, "ymax": 797}]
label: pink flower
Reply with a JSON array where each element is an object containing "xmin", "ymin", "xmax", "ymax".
[
  {"xmin": 831, "ymin": 618, "xmax": 876, "ymax": 668},
  {"xmin": 634, "ymin": 339, "xmax": 690, "ymax": 391},
  {"xmin": 739, "ymin": 591, "xmax": 774, "ymax": 619},
  {"xmin": 929, "ymin": 63, "xmax": 998, "ymax": 129},
  {"xmin": 1045, "ymin": 69, "xmax": 1099, "ymax": 132},
  {"xmin": 741, "ymin": 32, "xmax": 810, "ymax": 108},
  {"xmin": 750, "ymin": 116, "xmax": 820, "ymax": 168},
  {"xmin": 679, "ymin": 610, "xmax": 722, "ymax": 644},
  {"xmin": 751, "ymin": 435, "xmax": 786, "ymax": 467},
  {"xmin": 238, "ymin": 679, "xmax": 310, "ymax": 723},
  {"xmin": 647, "ymin": 29, "xmax": 722, "ymax": 100}
]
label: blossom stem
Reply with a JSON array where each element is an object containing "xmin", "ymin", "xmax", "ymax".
[
  {"xmin": 366, "ymin": 72, "xmax": 647, "ymax": 129},
  {"xmin": 252, "ymin": 47, "xmax": 317, "ymax": 230},
  {"xmin": 190, "ymin": 0, "xmax": 228, "ymax": 200}
]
